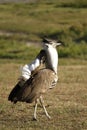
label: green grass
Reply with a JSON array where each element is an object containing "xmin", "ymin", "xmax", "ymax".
[
  {"xmin": 0, "ymin": 0, "xmax": 87, "ymax": 58},
  {"xmin": 0, "ymin": 40, "xmax": 41, "ymax": 63}
]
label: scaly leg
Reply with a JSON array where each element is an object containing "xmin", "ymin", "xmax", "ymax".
[{"xmin": 39, "ymin": 96, "xmax": 51, "ymax": 119}]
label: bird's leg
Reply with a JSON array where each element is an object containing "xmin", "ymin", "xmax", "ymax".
[
  {"xmin": 33, "ymin": 99, "xmax": 39, "ymax": 121},
  {"xmin": 39, "ymin": 96, "xmax": 51, "ymax": 119}
]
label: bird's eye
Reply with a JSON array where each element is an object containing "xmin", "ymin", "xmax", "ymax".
[{"xmin": 50, "ymin": 42, "xmax": 53, "ymax": 45}]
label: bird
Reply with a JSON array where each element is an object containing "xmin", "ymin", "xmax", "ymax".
[{"xmin": 8, "ymin": 38, "xmax": 62, "ymax": 120}]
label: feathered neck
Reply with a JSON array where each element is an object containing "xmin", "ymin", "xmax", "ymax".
[{"xmin": 44, "ymin": 45, "xmax": 58, "ymax": 74}]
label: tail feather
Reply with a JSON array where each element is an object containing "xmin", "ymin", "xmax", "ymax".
[
  {"xmin": 8, "ymin": 76, "xmax": 34, "ymax": 103},
  {"xmin": 8, "ymin": 79, "xmax": 25, "ymax": 103},
  {"xmin": 8, "ymin": 71, "xmax": 41, "ymax": 104}
]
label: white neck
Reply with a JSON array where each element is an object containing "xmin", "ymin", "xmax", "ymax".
[{"xmin": 44, "ymin": 45, "xmax": 58, "ymax": 74}]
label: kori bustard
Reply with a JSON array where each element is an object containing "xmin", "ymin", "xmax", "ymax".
[{"xmin": 8, "ymin": 38, "xmax": 62, "ymax": 120}]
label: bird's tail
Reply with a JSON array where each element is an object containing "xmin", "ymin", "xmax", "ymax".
[{"xmin": 8, "ymin": 78, "xmax": 25, "ymax": 103}]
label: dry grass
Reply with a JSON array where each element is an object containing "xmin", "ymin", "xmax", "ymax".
[{"xmin": 0, "ymin": 59, "xmax": 87, "ymax": 130}]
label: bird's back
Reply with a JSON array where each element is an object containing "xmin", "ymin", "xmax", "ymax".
[{"xmin": 8, "ymin": 68, "xmax": 56, "ymax": 103}]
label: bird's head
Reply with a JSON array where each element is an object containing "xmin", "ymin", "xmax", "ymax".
[{"xmin": 42, "ymin": 38, "xmax": 62, "ymax": 49}]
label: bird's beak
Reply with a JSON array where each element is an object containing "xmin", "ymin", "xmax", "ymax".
[
  {"xmin": 56, "ymin": 42, "xmax": 62, "ymax": 46},
  {"xmin": 56, "ymin": 40, "xmax": 64, "ymax": 47}
]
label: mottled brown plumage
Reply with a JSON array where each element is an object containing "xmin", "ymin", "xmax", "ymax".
[
  {"xmin": 8, "ymin": 68, "xmax": 56, "ymax": 120},
  {"xmin": 8, "ymin": 69, "xmax": 56, "ymax": 103},
  {"xmin": 17, "ymin": 69, "xmax": 55, "ymax": 102},
  {"xmin": 8, "ymin": 38, "xmax": 62, "ymax": 120}
]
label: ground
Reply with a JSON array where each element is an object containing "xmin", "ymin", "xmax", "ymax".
[{"xmin": 0, "ymin": 59, "xmax": 87, "ymax": 130}]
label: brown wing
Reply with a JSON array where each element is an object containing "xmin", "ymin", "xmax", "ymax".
[{"xmin": 18, "ymin": 69, "xmax": 55, "ymax": 103}]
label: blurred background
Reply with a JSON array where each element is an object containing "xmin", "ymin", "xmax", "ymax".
[{"xmin": 0, "ymin": 0, "xmax": 87, "ymax": 62}]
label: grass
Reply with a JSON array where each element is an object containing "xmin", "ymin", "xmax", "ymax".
[
  {"xmin": 0, "ymin": 58, "xmax": 87, "ymax": 130},
  {"xmin": 0, "ymin": 1, "xmax": 87, "ymax": 58},
  {"xmin": 0, "ymin": 40, "xmax": 41, "ymax": 63},
  {"xmin": 0, "ymin": 1, "xmax": 87, "ymax": 129}
]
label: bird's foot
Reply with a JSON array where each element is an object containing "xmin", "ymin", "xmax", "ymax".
[
  {"xmin": 32, "ymin": 117, "xmax": 37, "ymax": 121},
  {"xmin": 47, "ymin": 115, "xmax": 51, "ymax": 120}
]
